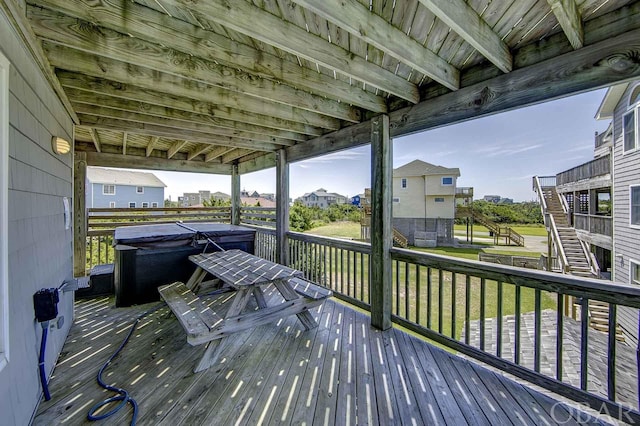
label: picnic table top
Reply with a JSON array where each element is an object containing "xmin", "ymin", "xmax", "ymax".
[{"xmin": 189, "ymin": 250, "xmax": 302, "ymax": 288}]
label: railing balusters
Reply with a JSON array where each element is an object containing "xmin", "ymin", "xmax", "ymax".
[
  {"xmin": 515, "ymin": 284, "xmax": 521, "ymax": 364},
  {"xmin": 557, "ymin": 293, "xmax": 564, "ymax": 382},
  {"xmin": 465, "ymin": 275, "xmax": 471, "ymax": 345},
  {"xmin": 496, "ymin": 281, "xmax": 503, "ymax": 357},
  {"xmin": 608, "ymin": 303, "xmax": 617, "ymax": 401},
  {"xmin": 534, "ymin": 289, "xmax": 541, "ymax": 373},
  {"xmin": 427, "ymin": 267, "xmax": 432, "ymax": 330},
  {"xmin": 405, "ymin": 262, "xmax": 409, "ymax": 319},
  {"xmin": 416, "ymin": 265, "xmax": 420, "ymax": 325},
  {"xmin": 580, "ymin": 297, "xmax": 589, "ymax": 391},
  {"xmin": 438, "ymin": 269, "xmax": 444, "ymax": 334},
  {"xmin": 451, "ymin": 273, "xmax": 456, "ymax": 338},
  {"xmin": 480, "ymin": 278, "xmax": 485, "ymax": 351}
]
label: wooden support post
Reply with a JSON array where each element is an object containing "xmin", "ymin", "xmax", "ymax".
[
  {"xmin": 231, "ymin": 163, "xmax": 240, "ymax": 225},
  {"xmin": 276, "ymin": 149, "xmax": 289, "ymax": 266},
  {"xmin": 370, "ymin": 114, "xmax": 392, "ymax": 330},
  {"xmin": 73, "ymin": 151, "xmax": 87, "ymax": 277}
]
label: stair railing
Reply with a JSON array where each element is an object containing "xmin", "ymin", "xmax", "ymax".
[
  {"xmin": 532, "ymin": 176, "xmax": 550, "ymax": 227},
  {"xmin": 579, "ymin": 238, "xmax": 600, "ymax": 277},
  {"xmin": 548, "ymin": 214, "xmax": 570, "ymax": 274}
]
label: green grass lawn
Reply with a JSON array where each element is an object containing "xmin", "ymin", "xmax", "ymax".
[
  {"xmin": 304, "ymin": 221, "xmax": 361, "ymax": 239},
  {"xmin": 454, "ymin": 223, "xmax": 547, "ymax": 237}
]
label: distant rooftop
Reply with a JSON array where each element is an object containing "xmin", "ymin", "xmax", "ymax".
[
  {"xmin": 394, "ymin": 159, "xmax": 460, "ymax": 177},
  {"xmin": 87, "ymin": 167, "xmax": 166, "ymax": 187}
]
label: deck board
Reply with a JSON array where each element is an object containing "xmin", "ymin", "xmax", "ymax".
[{"xmin": 35, "ymin": 295, "xmax": 613, "ymax": 425}]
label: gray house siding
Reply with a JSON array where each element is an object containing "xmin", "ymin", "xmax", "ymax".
[
  {"xmin": 1, "ymin": 10, "xmax": 74, "ymax": 426},
  {"xmin": 88, "ymin": 183, "xmax": 164, "ymax": 208},
  {"xmin": 612, "ymin": 83, "xmax": 640, "ymax": 345}
]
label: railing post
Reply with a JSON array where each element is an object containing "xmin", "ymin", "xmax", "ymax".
[
  {"xmin": 276, "ymin": 149, "xmax": 289, "ymax": 266},
  {"xmin": 74, "ymin": 151, "xmax": 87, "ymax": 277},
  {"xmin": 370, "ymin": 114, "xmax": 392, "ymax": 330},
  {"xmin": 231, "ymin": 163, "xmax": 240, "ymax": 225}
]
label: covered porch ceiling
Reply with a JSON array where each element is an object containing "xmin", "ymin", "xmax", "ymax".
[{"xmin": 12, "ymin": 0, "xmax": 640, "ymax": 174}]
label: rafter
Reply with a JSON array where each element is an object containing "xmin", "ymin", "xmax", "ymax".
[
  {"xmin": 205, "ymin": 146, "xmax": 235, "ymax": 163},
  {"xmin": 547, "ymin": 0, "xmax": 583, "ymax": 49},
  {"xmin": 56, "ymin": 72, "xmax": 323, "ymax": 137},
  {"xmin": 167, "ymin": 141, "xmax": 188, "ymax": 159},
  {"xmin": 146, "ymin": 136, "xmax": 158, "ymax": 157},
  {"xmin": 84, "ymin": 151, "xmax": 232, "ymax": 174},
  {"xmin": 187, "ymin": 144, "xmax": 213, "ymax": 161},
  {"xmin": 28, "ymin": 7, "xmax": 361, "ymax": 122},
  {"xmin": 89, "ymin": 128, "xmax": 101, "ymax": 152},
  {"xmin": 77, "ymin": 115, "xmax": 281, "ymax": 152},
  {"xmin": 71, "ymin": 103, "xmax": 296, "ymax": 147},
  {"xmin": 293, "ymin": 0, "xmax": 459, "ymax": 91},
  {"xmin": 417, "ymin": 0, "xmax": 512, "ymax": 73},
  {"xmin": 221, "ymin": 149, "xmax": 255, "ymax": 164},
  {"xmin": 31, "ymin": 0, "xmax": 387, "ymax": 113},
  {"xmin": 161, "ymin": 0, "xmax": 419, "ymax": 103},
  {"xmin": 43, "ymin": 43, "xmax": 342, "ymax": 130}
]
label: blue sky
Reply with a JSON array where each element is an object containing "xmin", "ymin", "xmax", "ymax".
[{"xmin": 153, "ymin": 88, "xmax": 610, "ymax": 202}]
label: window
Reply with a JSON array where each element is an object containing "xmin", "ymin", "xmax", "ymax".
[
  {"xmin": 109, "ymin": 201, "xmax": 115, "ymax": 208},
  {"xmin": 401, "ymin": 178, "xmax": 407, "ymax": 188},
  {"xmin": 631, "ymin": 261, "xmax": 640, "ymax": 286},
  {"xmin": 631, "ymin": 186, "xmax": 640, "ymax": 226},
  {"xmin": 129, "ymin": 202, "xmax": 136, "ymax": 208},
  {"xmin": 136, "ymin": 186, "xmax": 144, "ymax": 194},
  {"xmin": 434, "ymin": 197, "xmax": 445, "ymax": 202},
  {"xmin": 393, "ymin": 197, "xmax": 400, "ymax": 203},
  {"xmin": 442, "ymin": 177, "xmax": 453, "ymax": 186},
  {"xmin": 0, "ymin": 51, "xmax": 9, "ymax": 371},
  {"xmin": 152, "ymin": 202, "xmax": 158, "ymax": 208},
  {"xmin": 142, "ymin": 202, "xmax": 149, "ymax": 208},
  {"xmin": 623, "ymin": 110, "xmax": 637, "ymax": 153},
  {"xmin": 103, "ymin": 184, "xmax": 115, "ymax": 195}
]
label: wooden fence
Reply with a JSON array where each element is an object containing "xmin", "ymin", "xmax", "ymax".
[
  {"xmin": 556, "ymin": 154, "xmax": 611, "ymax": 186},
  {"xmin": 574, "ymin": 213, "xmax": 613, "ymax": 237}
]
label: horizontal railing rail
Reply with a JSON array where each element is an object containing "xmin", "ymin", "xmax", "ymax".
[
  {"xmin": 240, "ymin": 206, "xmax": 276, "ymax": 228},
  {"xmin": 574, "ymin": 213, "xmax": 613, "ymax": 237},
  {"xmin": 556, "ymin": 154, "xmax": 611, "ymax": 186}
]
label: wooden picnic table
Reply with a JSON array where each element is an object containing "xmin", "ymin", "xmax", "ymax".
[{"xmin": 158, "ymin": 249, "xmax": 331, "ymax": 372}]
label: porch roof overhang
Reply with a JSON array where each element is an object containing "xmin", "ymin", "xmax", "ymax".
[{"xmin": 7, "ymin": 0, "xmax": 640, "ymax": 174}]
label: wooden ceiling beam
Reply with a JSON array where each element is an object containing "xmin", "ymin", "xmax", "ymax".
[
  {"xmin": 547, "ymin": 0, "xmax": 584, "ymax": 49},
  {"xmin": 84, "ymin": 151, "xmax": 232, "ymax": 174},
  {"xmin": 167, "ymin": 140, "xmax": 188, "ymax": 159},
  {"xmin": 57, "ymin": 73, "xmax": 323, "ymax": 137},
  {"xmin": 31, "ymin": 0, "xmax": 387, "ymax": 113},
  {"xmin": 65, "ymin": 88, "xmax": 308, "ymax": 142},
  {"xmin": 187, "ymin": 144, "xmax": 212, "ymax": 161},
  {"xmin": 221, "ymin": 149, "xmax": 255, "ymax": 164},
  {"xmin": 417, "ymin": 0, "xmax": 512, "ymax": 73},
  {"xmin": 205, "ymin": 146, "xmax": 235, "ymax": 163},
  {"xmin": 43, "ymin": 42, "xmax": 342, "ymax": 130},
  {"xmin": 77, "ymin": 115, "xmax": 281, "ymax": 152},
  {"xmin": 146, "ymin": 136, "xmax": 158, "ymax": 157},
  {"xmin": 89, "ymin": 128, "xmax": 101, "ymax": 152},
  {"xmin": 293, "ymin": 0, "xmax": 459, "ymax": 91},
  {"xmin": 162, "ymin": 0, "xmax": 419, "ymax": 103},
  {"xmin": 71, "ymin": 103, "xmax": 297, "ymax": 147},
  {"xmin": 28, "ymin": 7, "xmax": 361, "ymax": 123},
  {"xmin": 238, "ymin": 153, "xmax": 277, "ymax": 175}
]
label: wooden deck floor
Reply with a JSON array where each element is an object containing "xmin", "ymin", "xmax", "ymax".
[{"xmin": 35, "ymin": 288, "xmax": 610, "ymax": 425}]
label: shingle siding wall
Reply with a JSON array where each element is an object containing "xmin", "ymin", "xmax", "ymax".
[
  {"xmin": 612, "ymin": 83, "xmax": 640, "ymax": 345},
  {"xmin": 0, "ymin": 11, "xmax": 74, "ymax": 425},
  {"xmin": 88, "ymin": 183, "xmax": 164, "ymax": 208}
]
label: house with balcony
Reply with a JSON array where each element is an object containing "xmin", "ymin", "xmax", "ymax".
[
  {"xmin": 86, "ymin": 167, "xmax": 165, "ymax": 208},
  {"xmin": 297, "ymin": 188, "xmax": 348, "ymax": 208},
  {"xmin": 3, "ymin": 1, "xmax": 640, "ymax": 425}
]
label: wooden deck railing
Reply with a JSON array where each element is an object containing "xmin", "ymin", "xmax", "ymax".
[
  {"xmin": 251, "ymin": 230, "xmax": 640, "ymax": 421},
  {"xmin": 574, "ymin": 213, "xmax": 613, "ymax": 237},
  {"xmin": 556, "ymin": 154, "xmax": 611, "ymax": 186}
]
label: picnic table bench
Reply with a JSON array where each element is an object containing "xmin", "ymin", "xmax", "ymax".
[{"xmin": 158, "ymin": 250, "xmax": 331, "ymax": 372}]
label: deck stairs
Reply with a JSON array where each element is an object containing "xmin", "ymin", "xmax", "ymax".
[
  {"xmin": 392, "ymin": 228, "xmax": 409, "ymax": 248},
  {"xmin": 456, "ymin": 206, "xmax": 524, "ymax": 246},
  {"xmin": 537, "ymin": 185, "xmax": 624, "ymax": 340}
]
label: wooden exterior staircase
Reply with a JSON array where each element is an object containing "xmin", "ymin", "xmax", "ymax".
[
  {"xmin": 392, "ymin": 228, "xmax": 408, "ymax": 248},
  {"xmin": 535, "ymin": 180, "xmax": 624, "ymax": 341},
  {"xmin": 456, "ymin": 206, "xmax": 525, "ymax": 246}
]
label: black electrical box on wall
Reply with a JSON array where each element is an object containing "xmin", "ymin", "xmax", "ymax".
[{"xmin": 33, "ymin": 288, "xmax": 59, "ymax": 323}]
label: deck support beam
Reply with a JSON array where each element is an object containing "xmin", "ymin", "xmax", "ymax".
[
  {"xmin": 73, "ymin": 151, "xmax": 87, "ymax": 277},
  {"xmin": 231, "ymin": 164, "xmax": 240, "ymax": 226},
  {"xmin": 370, "ymin": 114, "xmax": 392, "ymax": 330},
  {"xmin": 276, "ymin": 149, "xmax": 290, "ymax": 266}
]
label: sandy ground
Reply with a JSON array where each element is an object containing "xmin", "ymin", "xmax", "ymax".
[{"xmin": 454, "ymin": 231, "xmax": 547, "ymax": 254}]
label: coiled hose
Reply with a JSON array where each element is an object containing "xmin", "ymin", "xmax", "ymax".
[{"xmin": 38, "ymin": 322, "xmax": 51, "ymax": 401}]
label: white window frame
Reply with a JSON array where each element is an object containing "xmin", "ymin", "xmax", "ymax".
[
  {"xmin": 630, "ymin": 260, "xmax": 640, "ymax": 286},
  {"xmin": 136, "ymin": 186, "xmax": 144, "ymax": 194},
  {"xmin": 103, "ymin": 184, "xmax": 116, "ymax": 195},
  {"xmin": 109, "ymin": 201, "xmax": 116, "ymax": 208},
  {"xmin": 631, "ymin": 185, "xmax": 640, "ymax": 228},
  {"xmin": 0, "ymin": 51, "xmax": 10, "ymax": 371},
  {"xmin": 434, "ymin": 197, "xmax": 445, "ymax": 203},
  {"xmin": 401, "ymin": 178, "xmax": 407, "ymax": 189},
  {"xmin": 141, "ymin": 202, "xmax": 149, "ymax": 208},
  {"xmin": 622, "ymin": 108, "xmax": 638, "ymax": 154},
  {"xmin": 441, "ymin": 176, "xmax": 454, "ymax": 186},
  {"xmin": 128, "ymin": 202, "xmax": 136, "ymax": 208},
  {"xmin": 151, "ymin": 202, "xmax": 158, "ymax": 208}
]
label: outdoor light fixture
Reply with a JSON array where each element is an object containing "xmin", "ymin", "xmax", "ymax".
[{"xmin": 51, "ymin": 136, "xmax": 71, "ymax": 155}]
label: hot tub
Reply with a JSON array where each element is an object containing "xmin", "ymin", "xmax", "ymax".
[{"xmin": 113, "ymin": 223, "xmax": 255, "ymax": 306}]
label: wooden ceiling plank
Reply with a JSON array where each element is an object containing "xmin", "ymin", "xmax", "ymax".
[
  {"xmin": 57, "ymin": 72, "xmax": 323, "ymax": 137},
  {"xmin": 417, "ymin": 0, "xmax": 513, "ymax": 73},
  {"xmin": 547, "ymin": 0, "xmax": 584, "ymax": 49},
  {"xmin": 205, "ymin": 146, "xmax": 235, "ymax": 163},
  {"xmin": 31, "ymin": 0, "xmax": 386, "ymax": 113},
  {"xmin": 27, "ymin": 7, "xmax": 362, "ymax": 122},
  {"xmin": 167, "ymin": 140, "xmax": 188, "ymax": 159},
  {"xmin": 159, "ymin": 0, "xmax": 419, "ymax": 103},
  {"xmin": 65, "ymin": 88, "xmax": 308, "ymax": 142},
  {"xmin": 89, "ymin": 128, "xmax": 101, "ymax": 152},
  {"xmin": 221, "ymin": 148, "xmax": 255, "ymax": 164},
  {"xmin": 43, "ymin": 42, "xmax": 342, "ymax": 130},
  {"xmin": 238, "ymin": 152, "xmax": 277, "ymax": 174},
  {"xmin": 146, "ymin": 136, "xmax": 159, "ymax": 157},
  {"xmin": 292, "ymin": 0, "xmax": 459, "ymax": 91},
  {"xmin": 187, "ymin": 144, "xmax": 212, "ymax": 161},
  {"xmin": 122, "ymin": 131, "xmax": 127, "ymax": 155},
  {"xmin": 70, "ymin": 102, "xmax": 297, "ymax": 147},
  {"xmin": 77, "ymin": 115, "xmax": 281, "ymax": 152},
  {"xmin": 84, "ymin": 151, "xmax": 232, "ymax": 174}
]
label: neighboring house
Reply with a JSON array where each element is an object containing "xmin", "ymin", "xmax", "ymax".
[
  {"xmin": 392, "ymin": 160, "xmax": 461, "ymax": 245},
  {"xmin": 351, "ymin": 193, "xmax": 364, "ymax": 207},
  {"xmin": 86, "ymin": 168, "xmax": 166, "ymax": 208},
  {"xmin": 179, "ymin": 190, "xmax": 227, "ymax": 206},
  {"xmin": 297, "ymin": 188, "xmax": 348, "ymax": 208},
  {"xmin": 483, "ymin": 195, "xmax": 501, "ymax": 203}
]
